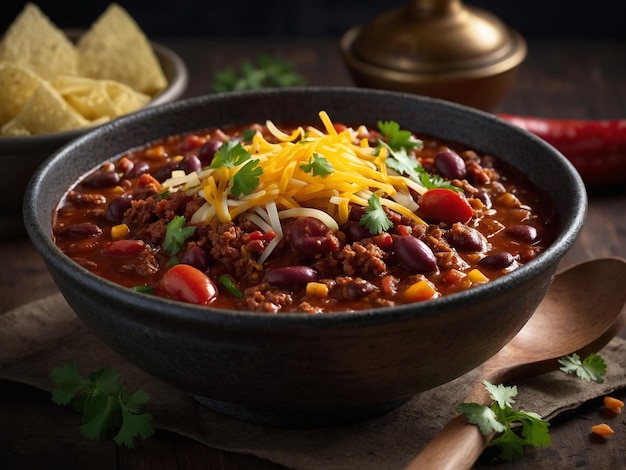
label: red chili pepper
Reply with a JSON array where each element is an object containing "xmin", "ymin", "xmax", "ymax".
[{"xmin": 498, "ymin": 114, "xmax": 626, "ymax": 186}]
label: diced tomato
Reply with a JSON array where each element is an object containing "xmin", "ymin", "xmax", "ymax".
[
  {"xmin": 419, "ymin": 188, "xmax": 474, "ymax": 225},
  {"xmin": 372, "ymin": 232, "xmax": 393, "ymax": 249},
  {"xmin": 157, "ymin": 264, "xmax": 217, "ymax": 306},
  {"xmin": 137, "ymin": 173, "xmax": 162, "ymax": 190},
  {"xmin": 102, "ymin": 239, "xmax": 145, "ymax": 256}
]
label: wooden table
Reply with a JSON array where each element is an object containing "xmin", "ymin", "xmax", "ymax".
[{"xmin": 1, "ymin": 37, "xmax": 625, "ymax": 469}]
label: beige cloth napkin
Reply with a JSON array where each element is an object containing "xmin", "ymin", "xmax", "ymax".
[{"xmin": 1, "ymin": 293, "xmax": 625, "ymax": 470}]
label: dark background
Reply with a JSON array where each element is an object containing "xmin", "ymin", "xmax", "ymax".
[{"xmin": 1, "ymin": 1, "xmax": 625, "ymax": 39}]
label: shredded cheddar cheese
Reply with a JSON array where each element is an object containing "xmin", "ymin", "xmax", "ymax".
[{"xmin": 165, "ymin": 111, "xmax": 428, "ymax": 262}]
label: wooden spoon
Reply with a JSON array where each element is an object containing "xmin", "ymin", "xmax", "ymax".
[{"xmin": 406, "ymin": 257, "xmax": 626, "ymax": 470}]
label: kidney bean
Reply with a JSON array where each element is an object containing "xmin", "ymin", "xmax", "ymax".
[
  {"xmin": 102, "ymin": 239, "xmax": 145, "ymax": 256},
  {"xmin": 287, "ymin": 217, "xmax": 340, "ymax": 257},
  {"xmin": 265, "ymin": 266, "xmax": 319, "ymax": 288},
  {"xmin": 126, "ymin": 161, "xmax": 150, "ymax": 178},
  {"xmin": 179, "ymin": 245, "xmax": 208, "ymax": 271},
  {"xmin": 179, "ymin": 155, "xmax": 202, "ymax": 174},
  {"xmin": 344, "ymin": 221, "xmax": 371, "ymax": 242},
  {"xmin": 153, "ymin": 161, "xmax": 179, "ymax": 182},
  {"xmin": 393, "ymin": 236, "xmax": 437, "ymax": 273},
  {"xmin": 434, "ymin": 149, "xmax": 467, "ymax": 180},
  {"xmin": 446, "ymin": 224, "xmax": 487, "ymax": 252},
  {"xmin": 59, "ymin": 222, "xmax": 102, "ymax": 238},
  {"xmin": 479, "ymin": 252, "xmax": 515, "ymax": 270},
  {"xmin": 82, "ymin": 169, "xmax": 120, "ymax": 188},
  {"xmin": 197, "ymin": 139, "xmax": 223, "ymax": 166},
  {"xmin": 105, "ymin": 196, "xmax": 132, "ymax": 222},
  {"xmin": 505, "ymin": 224, "xmax": 538, "ymax": 243},
  {"xmin": 475, "ymin": 189, "xmax": 492, "ymax": 209},
  {"xmin": 345, "ymin": 278, "xmax": 375, "ymax": 299}
]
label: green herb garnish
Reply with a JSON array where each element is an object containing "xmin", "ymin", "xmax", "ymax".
[
  {"xmin": 360, "ymin": 194, "xmax": 393, "ymax": 235},
  {"xmin": 558, "ymin": 353, "xmax": 607, "ymax": 383},
  {"xmin": 210, "ymin": 141, "xmax": 263, "ymax": 197},
  {"xmin": 51, "ymin": 364, "xmax": 155, "ymax": 448},
  {"xmin": 377, "ymin": 121, "xmax": 462, "ymax": 192},
  {"xmin": 299, "ymin": 153, "xmax": 334, "ymax": 178},
  {"xmin": 458, "ymin": 380, "xmax": 551, "ymax": 461},
  {"xmin": 211, "ymin": 54, "xmax": 306, "ymax": 93},
  {"xmin": 163, "ymin": 215, "xmax": 196, "ymax": 256}
]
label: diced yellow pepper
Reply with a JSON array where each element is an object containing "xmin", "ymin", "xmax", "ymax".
[
  {"xmin": 403, "ymin": 279, "xmax": 436, "ymax": 302},
  {"xmin": 144, "ymin": 145, "xmax": 166, "ymax": 159},
  {"xmin": 468, "ymin": 268, "xmax": 489, "ymax": 284},
  {"xmin": 306, "ymin": 282, "xmax": 329, "ymax": 299},
  {"xmin": 111, "ymin": 223, "xmax": 130, "ymax": 240}
]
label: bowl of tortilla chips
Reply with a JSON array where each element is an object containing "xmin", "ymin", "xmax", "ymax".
[{"xmin": 0, "ymin": 3, "xmax": 187, "ymax": 236}]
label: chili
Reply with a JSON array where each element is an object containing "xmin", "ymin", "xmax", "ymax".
[
  {"xmin": 52, "ymin": 114, "xmax": 558, "ymax": 313},
  {"xmin": 498, "ymin": 114, "xmax": 626, "ymax": 186}
]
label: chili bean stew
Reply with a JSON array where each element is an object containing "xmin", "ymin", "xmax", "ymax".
[{"xmin": 52, "ymin": 111, "xmax": 557, "ymax": 313}]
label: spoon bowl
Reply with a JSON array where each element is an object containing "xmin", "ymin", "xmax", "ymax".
[{"xmin": 407, "ymin": 257, "xmax": 626, "ymax": 470}]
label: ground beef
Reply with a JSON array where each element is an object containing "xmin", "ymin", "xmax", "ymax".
[
  {"xmin": 243, "ymin": 283, "xmax": 293, "ymax": 312},
  {"xmin": 337, "ymin": 242, "xmax": 387, "ymax": 277}
]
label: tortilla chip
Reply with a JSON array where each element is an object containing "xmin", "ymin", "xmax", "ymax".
[
  {"xmin": 76, "ymin": 3, "xmax": 167, "ymax": 96},
  {"xmin": 0, "ymin": 118, "xmax": 31, "ymax": 136},
  {"xmin": 52, "ymin": 75, "xmax": 151, "ymax": 120},
  {"xmin": 0, "ymin": 3, "xmax": 77, "ymax": 80},
  {"xmin": 6, "ymin": 80, "xmax": 95, "ymax": 135},
  {"xmin": 0, "ymin": 62, "xmax": 44, "ymax": 126}
]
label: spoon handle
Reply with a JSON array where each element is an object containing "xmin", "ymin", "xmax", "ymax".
[
  {"xmin": 405, "ymin": 375, "xmax": 496, "ymax": 469},
  {"xmin": 405, "ymin": 414, "xmax": 494, "ymax": 470}
]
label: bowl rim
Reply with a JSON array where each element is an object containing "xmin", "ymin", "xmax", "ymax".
[
  {"xmin": 0, "ymin": 40, "xmax": 187, "ymax": 148},
  {"xmin": 24, "ymin": 87, "xmax": 587, "ymax": 329}
]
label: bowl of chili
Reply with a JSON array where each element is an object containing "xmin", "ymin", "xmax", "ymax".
[{"xmin": 24, "ymin": 87, "xmax": 586, "ymax": 427}]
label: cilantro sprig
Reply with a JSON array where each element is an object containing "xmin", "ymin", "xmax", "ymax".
[
  {"xmin": 458, "ymin": 380, "xmax": 551, "ymax": 461},
  {"xmin": 210, "ymin": 141, "xmax": 263, "ymax": 197},
  {"xmin": 360, "ymin": 194, "xmax": 393, "ymax": 235},
  {"xmin": 51, "ymin": 364, "xmax": 155, "ymax": 448},
  {"xmin": 377, "ymin": 121, "xmax": 461, "ymax": 192},
  {"xmin": 163, "ymin": 215, "xmax": 196, "ymax": 256},
  {"xmin": 211, "ymin": 54, "xmax": 305, "ymax": 93},
  {"xmin": 299, "ymin": 153, "xmax": 334, "ymax": 178},
  {"xmin": 558, "ymin": 353, "xmax": 607, "ymax": 383}
]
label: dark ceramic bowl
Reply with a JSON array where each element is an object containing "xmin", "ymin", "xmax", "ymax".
[
  {"xmin": 0, "ymin": 41, "xmax": 187, "ymax": 238},
  {"xmin": 24, "ymin": 87, "xmax": 586, "ymax": 427}
]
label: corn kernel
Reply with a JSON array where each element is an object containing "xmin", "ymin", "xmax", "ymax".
[
  {"xmin": 306, "ymin": 282, "xmax": 329, "ymax": 299},
  {"xmin": 468, "ymin": 268, "xmax": 489, "ymax": 284},
  {"xmin": 403, "ymin": 279, "xmax": 436, "ymax": 302},
  {"xmin": 111, "ymin": 223, "xmax": 130, "ymax": 240}
]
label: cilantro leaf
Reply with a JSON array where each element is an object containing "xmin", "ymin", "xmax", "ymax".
[
  {"xmin": 558, "ymin": 353, "xmax": 607, "ymax": 383},
  {"xmin": 415, "ymin": 164, "xmax": 463, "ymax": 192},
  {"xmin": 377, "ymin": 120, "xmax": 422, "ymax": 151},
  {"xmin": 458, "ymin": 380, "xmax": 551, "ymax": 462},
  {"xmin": 51, "ymin": 364, "xmax": 154, "ymax": 448},
  {"xmin": 457, "ymin": 402, "xmax": 505, "ymax": 435},
  {"xmin": 299, "ymin": 153, "xmax": 334, "ymax": 178},
  {"xmin": 211, "ymin": 54, "xmax": 305, "ymax": 92},
  {"xmin": 360, "ymin": 194, "xmax": 393, "ymax": 235},
  {"xmin": 163, "ymin": 215, "xmax": 196, "ymax": 256},
  {"xmin": 210, "ymin": 141, "xmax": 263, "ymax": 197},
  {"xmin": 210, "ymin": 141, "xmax": 252, "ymax": 169},
  {"xmin": 232, "ymin": 158, "xmax": 263, "ymax": 197},
  {"xmin": 483, "ymin": 380, "xmax": 517, "ymax": 409}
]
